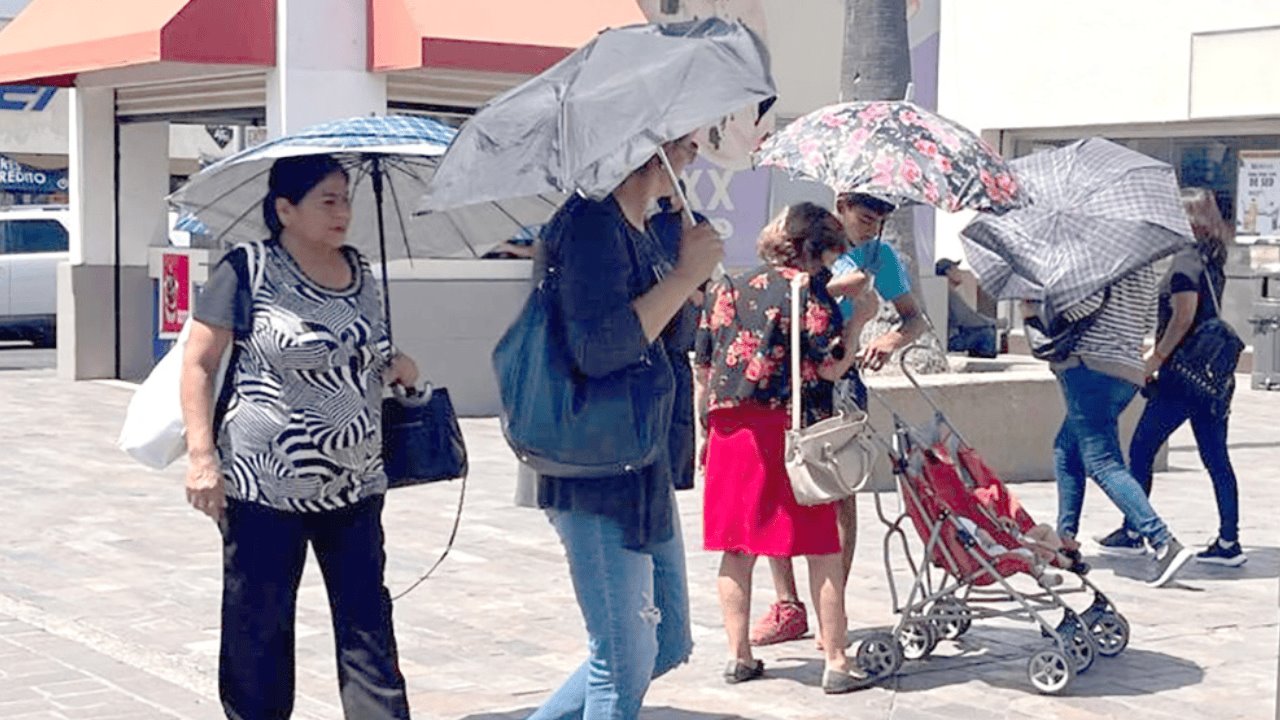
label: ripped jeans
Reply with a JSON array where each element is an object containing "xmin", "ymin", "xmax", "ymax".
[{"xmin": 529, "ymin": 508, "xmax": 693, "ymax": 720}]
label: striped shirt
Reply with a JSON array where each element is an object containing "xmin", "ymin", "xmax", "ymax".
[
  {"xmin": 199, "ymin": 241, "xmax": 393, "ymax": 513},
  {"xmin": 1055, "ymin": 265, "xmax": 1156, "ymax": 386}
]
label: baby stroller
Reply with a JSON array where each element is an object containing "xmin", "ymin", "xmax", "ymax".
[{"xmin": 851, "ymin": 354, "xmax": 1131, "ymax": 695}]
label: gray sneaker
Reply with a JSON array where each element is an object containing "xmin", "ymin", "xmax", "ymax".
[
  {"xmin": 1147, "ymin": 539, "xmax": 1194, "ymax": 588},
  {"xmin": 1094, "ymin": 527, "xmax": 1147, "ymax": 556}
]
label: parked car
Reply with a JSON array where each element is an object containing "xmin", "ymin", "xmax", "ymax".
[{"xmin": 0, "ymin": 205, "xmax": 69, "ymax": 347}]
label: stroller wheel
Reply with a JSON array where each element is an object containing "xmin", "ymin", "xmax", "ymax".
[
  {"xmin": 855, "ymin": 632, "xmax": 903, "ymax": 680},
  {"xmin": 1086, "ymin": 612, "xmax": 1130, "ymax": 658},
  {"xmin": 929, "ymin": 599, "xmax": 972, "ymax": 640},
  {"xmin": 898, "ymin": 620, "xmax": 939, "ymax": 661},
  {"xmin": 1066, "ymin": 630, "xmax": 1096, "ymax": 674},
  {"xmin": 1027, "ymin": 648, "xmax": 1075, "ymax": 695}
]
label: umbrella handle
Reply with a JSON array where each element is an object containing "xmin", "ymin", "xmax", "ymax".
[{"xmin": 655, "ymin": 145, "xmax": 726, "ymax": 282}]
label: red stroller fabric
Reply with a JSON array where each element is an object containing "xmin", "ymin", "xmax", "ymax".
[
  {"xmin": 900, "ymin": 445, "xmax": 1035, "ymax": 586},
  {"xmin": 956, "ymin": 445, "xmax": 1037, "ymax": 535}
]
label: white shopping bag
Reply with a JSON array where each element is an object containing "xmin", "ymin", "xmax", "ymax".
[{"xmin": 117, "ymin": 241, "xmax": 263, "ymax": 469}]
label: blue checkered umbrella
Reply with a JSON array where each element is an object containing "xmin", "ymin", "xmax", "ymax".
[{"xmin": 170, "ymin": 115, "xmax": 561, "ymax": 259}]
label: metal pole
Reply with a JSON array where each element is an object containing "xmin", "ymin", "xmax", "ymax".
[
  {"xmin": 655, "ymin": 145, "xmax": 725, "ymax": 280},
  {"xmin": 369, "ymin": 155, "xmax": 394, "ymax": 346}
]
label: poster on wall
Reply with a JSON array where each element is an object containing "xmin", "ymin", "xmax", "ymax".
[
  {"xmin": 1237, "ymin": 150, "xmax": 1280, "ymax": 238},
  {"xmin": 681, "ymin": 159, "xmax": 771, "ymax": 270},
  {"xmin": 159, "ymin": 253, "xmax": 191, "ymax": 339}
]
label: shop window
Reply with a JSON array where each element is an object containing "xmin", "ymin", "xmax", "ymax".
[{"xmin": 1010, "ymin": 133, "xmax": 1280, "ymax": 239}]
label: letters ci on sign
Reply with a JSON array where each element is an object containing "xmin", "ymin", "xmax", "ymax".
[{"xmin": 0, "ymin": 86, "xmax": 58, "ymax": 112}]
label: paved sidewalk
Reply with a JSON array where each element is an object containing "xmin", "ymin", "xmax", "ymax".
[{"xmin": 0, "ymin": 369, "xmax": 1275, "ymax": 719}]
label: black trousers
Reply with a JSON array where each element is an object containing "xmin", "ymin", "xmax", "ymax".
[{"xmin": 219, "ymin": 495, "xmax": 410, "ymax": 720}]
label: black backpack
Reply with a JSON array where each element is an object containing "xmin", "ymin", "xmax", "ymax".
[{"xmin": 1161, "ymin": 257, "xmax": 1244, "ymax": 410}]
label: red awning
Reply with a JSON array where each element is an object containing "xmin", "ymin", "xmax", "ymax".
[
  {"xmin": 370, "ymin": 0, "xmax": 647, "ymax": 75},
  {"xmin": 0, "ymin": 0, "xmax": 275, "ymax": 86}
]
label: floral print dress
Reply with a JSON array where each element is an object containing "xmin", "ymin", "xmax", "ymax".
[
  {"xmin": 694, "ymin": 265, "xmax": 845, "ymax": 428},
  {"xmin": 696, "ymin": 264, "xmax": 849, "ymax": 556}
]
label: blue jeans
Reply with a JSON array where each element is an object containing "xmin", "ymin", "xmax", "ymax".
[
  {"xmin": 1128, "ymin": 380, "xmax": 1240, "ymax": 542},
  {"xmin": 1053, "ymin": 365, "xmax": 1172, "ymax": 548},
  {"xmin": 530, "ymin": 506, "xmax": 693, "ymax": 720}
]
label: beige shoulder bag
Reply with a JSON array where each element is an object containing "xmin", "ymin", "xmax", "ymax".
[{"xmin": 784, "ymin": 273, "xmax": 876, "ymax": 506}]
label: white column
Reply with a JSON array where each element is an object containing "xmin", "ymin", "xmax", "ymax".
[
  {"xmin": 66, "ymin": 87, "xmax": 115, "ymax": 267},
  {"xmin": 117, "ymin": 122, "xmax": 170, "ymax": 380},
  {"xmin": 57, "ymin": 87, "xmax": 117, "ymax": 380},
  {"xmin": 117, "ymin": 123, "xmax": 170, "ymax": 266},
  {"xmin": 266, "ymin": 0, "xmax": 387, "ymax": 138}
]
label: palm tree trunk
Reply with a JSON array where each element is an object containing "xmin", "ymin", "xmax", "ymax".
[{"xmin": 842, "ymin": 0, "xmax": 949, "ymax": 375}]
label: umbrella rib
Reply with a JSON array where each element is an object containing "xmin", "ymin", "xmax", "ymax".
[
  {"xmin": 385, "ymin": 157, "xmax": 436, "ymax": 185},
  {"xmin": 486, "ymin": 200, "xmax": 532, "ymax": 233},
  {"xmin": 382, "ymin": 170, "xmax": 419, "ymax": 264},
  {"xmin": 211, "ymin": 197, "xmax": 264, "ymax": 246},
  {"xmin": 435, "ymin": 208, "xmax": 483, "ymax": 259},
  {"xmin": 178, "ymin": 164, "xmax": 273, "ymax": 217}
]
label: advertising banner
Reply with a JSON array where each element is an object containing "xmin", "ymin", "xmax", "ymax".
[
  {"xmin": 1237, "ymin": 150, "xmax": 1280, "ymax": 237},
  {"xmin": 681, "ymin": 159, "xmax": 772, "ymax": 270},
  {"xmin": 0, "ymin": 154, "xmax": 68, "ymax": 195},
  {"xmin": 159, "ymin": 253, "xmax": 192, "ymax": 339}
]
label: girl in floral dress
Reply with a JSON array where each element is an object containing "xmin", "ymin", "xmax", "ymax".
[{"xmin": 694, "ymin": 202, "xmax": 865, "ymax": 694}]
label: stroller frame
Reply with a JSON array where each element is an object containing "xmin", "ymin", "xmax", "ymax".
[{"xmin": 852, "ymin": 348, "xmax": 1131, "ymax": 695}]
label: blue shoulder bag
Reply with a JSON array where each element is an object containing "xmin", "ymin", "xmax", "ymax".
[{"xmin": 492, "ymin": 260, "xmax": 672, "ymax": 479}]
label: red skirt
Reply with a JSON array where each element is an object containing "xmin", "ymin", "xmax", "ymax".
[{"xmin": 702, "ymin": 404, "xmax": 840, "ymax": 557}]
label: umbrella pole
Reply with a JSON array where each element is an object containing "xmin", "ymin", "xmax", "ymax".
[
  {"xmin": 655, "ymin": 146, "xmax": 726, "ymax": 280},
  {"xmin": 370, "ymin": 155, "xmax": 394, "ymax": 347}
]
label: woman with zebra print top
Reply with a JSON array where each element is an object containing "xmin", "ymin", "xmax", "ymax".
[{"xmin": 181, "ymin": 154, "xmax": 419, "ymax": 719}]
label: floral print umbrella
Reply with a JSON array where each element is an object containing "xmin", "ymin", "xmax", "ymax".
[{"xmin": 754, "ymin": 100, "xmax": 1028, "ymax": 213}]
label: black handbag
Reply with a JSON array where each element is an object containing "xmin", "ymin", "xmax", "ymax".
[
  {"xmin": 1024, "ymin": 289, "xmax": 1110, "ymax": 363},
  {"xmin": 382, "ymin": 385, "xmax": 468, "ymax": 489},
  {"xmin": 1161, "ymin": 269, "xmax": 1243, "ymax": 409}
]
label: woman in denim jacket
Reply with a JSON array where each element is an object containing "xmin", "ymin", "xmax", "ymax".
[{"xmin": 525, "ymin": 134, "xmax": 724, "ymax": 720}]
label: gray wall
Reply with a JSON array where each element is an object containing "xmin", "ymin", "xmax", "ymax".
[
  {"xmin": 863, "ymin": 368, "xmax": 1165, "ymax": 489},
  {"xmin": 383, "ymin": 261, "xmax": 532, "ymax": 417}
]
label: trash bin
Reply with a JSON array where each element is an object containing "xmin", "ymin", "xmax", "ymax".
[{"xmin": 1250, "ymin": 271, "xmax": 1280, "ymax": 391}]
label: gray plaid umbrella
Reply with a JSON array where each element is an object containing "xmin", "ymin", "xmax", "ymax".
[{"xmin": 959, "ymin": 137, "xmax": 1194, "ymax": 317}]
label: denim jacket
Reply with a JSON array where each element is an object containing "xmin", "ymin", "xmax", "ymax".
[{"xmin": 528, "ymin": 194, "xmax": 678, "ymax": 551}]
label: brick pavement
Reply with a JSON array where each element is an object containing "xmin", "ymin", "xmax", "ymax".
[{"xmin": 0, "ymin": 368, "xmax": 1275, "ymax": 719}]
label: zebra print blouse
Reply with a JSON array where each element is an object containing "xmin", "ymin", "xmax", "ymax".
[{"xmin": 203, "ymin": 241, "xmax": 393, "ymax": 513}]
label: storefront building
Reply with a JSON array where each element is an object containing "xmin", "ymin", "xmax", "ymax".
[
  {"xmin": 0, "ymin": 0, "xmax": 949, "ymax": 412},
  {"xmin": 934, "ymin": 0, "xmax": 1280, "ymax": 335},
  {"xmin": 0, "ymin": 0, "xmax": 650, "ymax": 409}
]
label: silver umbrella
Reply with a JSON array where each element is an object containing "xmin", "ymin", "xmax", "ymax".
[
  {"xmin": 959, "ymin": 137, "xmax": 1194, "ymax": 317},
  {"xmin": 417, "ymin": 17, "xmax": 776, "ymax": 215}
]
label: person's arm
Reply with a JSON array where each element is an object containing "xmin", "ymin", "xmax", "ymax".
[
  {"xmin": 633, "ymin": 222, "xmax": 722, "ymax": 341},
  {"xmin": 692, "ymin": 289, "xmax": 717, "ymax": 431},
  {"xmin": 385, "ymin": 351, "xmax": 420, "ymax": 388},
  {"xmin": 858, "ymin": 293, "xmax": 927, "ymax": 371},
  {"xmin": 1145, "ymin": 291, "xmax": 1198, "ymax": 378},
  {"xmin": 560, "ymin": 210, "xmax": 721, "ymax": 378},
  {"xmin": 180, "ymin": 320, "xmax": 233, "ymax": 521},
  {"xmin": 817, "ymin": 346, "xmax": 858, "ymax": 382},
  {"xmin": 827, "ymin": 269, "xmax": 872, "ymax": 299},
  {"xmin": 797, "ymin": 285, "xmax": 857, "ymax": 382}
]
